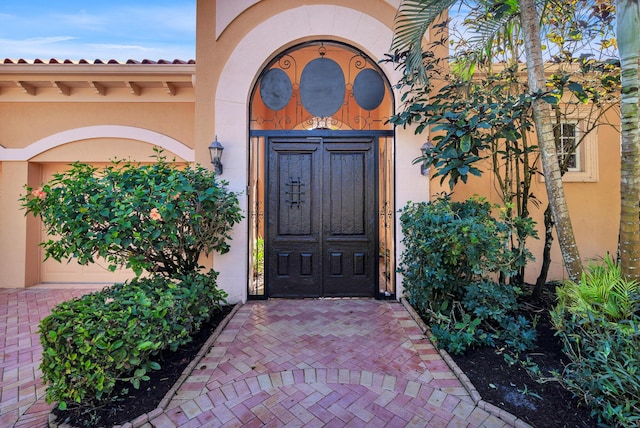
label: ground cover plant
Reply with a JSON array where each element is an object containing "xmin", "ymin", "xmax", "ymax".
[
  {"xmin": 551, "ymin": 256, "xmax": 640, "ymax": 427},
  {"xmin": 479, "ymin": 260, "xmax": 640, "ymax": 428},
  {"xmin": 452, "ymin": 285, "xmax": 598, "ymax": 427}
]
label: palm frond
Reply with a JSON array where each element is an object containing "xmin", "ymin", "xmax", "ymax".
[
  {"xmin": 462, "ymin": 1, "xmax": 520, "ymax": 66},
  {"xmin": 391, "ymin": 0, "xmax": 458, "ymax": 82},
  {"xmin": 560, "ymin": 254, "xmax": 640, "ymax": 322}
]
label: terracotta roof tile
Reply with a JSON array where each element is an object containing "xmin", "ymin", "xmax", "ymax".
[{"xmin": 1, "ymin": 58, "xmax": 195, "ymax": 65}]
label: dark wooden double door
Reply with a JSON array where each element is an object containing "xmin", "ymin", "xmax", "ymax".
[{"xmin": 267, "ymin": 136, "xmax": 377, "ymax": 297}]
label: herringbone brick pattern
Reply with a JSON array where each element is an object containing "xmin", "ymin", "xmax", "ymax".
[
  {"xmin": 159, "ymin": 300, "xmax": 504, "ymax": 427},
  {"xmin": 2, "ymin": 292, "xmax": 513, "ymax": 427}
]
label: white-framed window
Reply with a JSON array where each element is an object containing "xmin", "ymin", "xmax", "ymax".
[
  {"xmin": 555, "ymin": 122, "xmax": 580, "ymax": 172},
  {"xmin": 540, "ymin": 112, "xmax": 599, "ymax": 183}
]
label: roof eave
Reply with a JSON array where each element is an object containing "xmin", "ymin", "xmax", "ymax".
[{"xmin": 0, "ymin": 63, "xmax": 196, "ymax": 76}]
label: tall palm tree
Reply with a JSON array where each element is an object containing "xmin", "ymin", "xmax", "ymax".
[
  {"xmin": 617, "ymin": 0, "xmax": 640, "ymax": 280},
  {"xmin": 391, "ymin": 0, "xmax": 584, "ymax": 281}
]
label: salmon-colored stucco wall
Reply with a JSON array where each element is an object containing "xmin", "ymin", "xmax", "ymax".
[
  {"xmin": 0, "ymin": 103, "xmax": 194, "ymax": 151},
  {"xmin": 0, "ymin": 99, "xmax": 195, "ymax": 288}
]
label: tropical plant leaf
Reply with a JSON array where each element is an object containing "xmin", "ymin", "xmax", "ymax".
[
  {"xmin": 391, "ymin": 0, "xmax": 458, "ymax": 82},
  {"xmin": 459, "ymin": 1, "xmax": 520, "ymax": 73}
]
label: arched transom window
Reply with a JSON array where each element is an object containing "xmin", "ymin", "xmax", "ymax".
[{"xmin": 250, "ymin": 41, "xmax": 393, "ymax": 131}]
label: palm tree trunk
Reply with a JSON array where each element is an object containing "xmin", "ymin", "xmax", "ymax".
[
  {"xmin": 617, "ymin": 0, "xmax": 640, "ymax": 280},
  {"xmin": 519, "ymin": 0, "xmax": 583, "ymax": 281}
]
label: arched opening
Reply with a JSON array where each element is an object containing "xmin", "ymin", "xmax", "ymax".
[{"xmin": 248, "ymin": 40, "xmax": 395, "ymax": 299}]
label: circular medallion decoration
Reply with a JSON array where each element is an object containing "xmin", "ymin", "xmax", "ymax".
[
  {"xmin": 300, "ymin": 57, "xmax": 346, "ymax": 117},
  {"xmin": 259, "ymin": 68, "xmax": 292, "ymax": 111},
  {"xmin": 353, "ymin": 68, "xmax": 385, "ymax": 111}
]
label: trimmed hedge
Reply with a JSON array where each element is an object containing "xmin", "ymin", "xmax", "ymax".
[{"xmin": 39, "ymin": 271, "xmax": 227, "ymax": 410}]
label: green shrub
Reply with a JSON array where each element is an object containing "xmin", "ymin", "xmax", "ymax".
[
  {"xmin": 21, "ymin": 150, "xmax": 243, "ymax": 277},
  {"xmin": 399, "ymin": 195, "xmax": 536, "ymax": 354},
  {"xmin": 552, "ymin": 257, "xmax": 640, "ymax": 427},
  {"xmin": 253, "ymin": 237, "xmax": 265, "ymax": 276},
  {"xmin": 39, "ymin": 271, "xmax": 227, "ymax": 410},
  {"xmin": 428, "ymin": 279, "xmax": 537, "ymax": 355}
]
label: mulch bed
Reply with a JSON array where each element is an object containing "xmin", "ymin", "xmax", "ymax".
[{"xmin": 450, "ymin": 289, "xmax": 598, "ymax": 428}]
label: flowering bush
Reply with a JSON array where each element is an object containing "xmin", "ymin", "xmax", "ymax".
[{"xmin": 21, "ymin": 151, "xmax": 243, "ymax": 276}]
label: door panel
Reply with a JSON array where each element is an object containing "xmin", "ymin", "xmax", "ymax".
[
  {"xmin": 322, "ymin": 141, "xmax": 375, "ymax": 296},
  {"xmin": 268, "ymin": 140, "xmax": 321, "ymax": 297},
  {"xmin": 267, "ymin": 136, "xmax": 376, "ymax": 297}
]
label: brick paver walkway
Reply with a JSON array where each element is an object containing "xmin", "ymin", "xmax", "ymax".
[
  {"xmin": 1, "ymin": 291, "xmax": 518, "ymax": 427},
  {"xmin": 156, "ymin": 299, "xmax": 507, "ymax": 427}
]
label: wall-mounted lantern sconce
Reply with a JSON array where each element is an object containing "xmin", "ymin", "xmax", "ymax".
[
  {"xmin": 209, "ymin": 135, "xmax": 224, "ymax": 175},
  {"xmin": 420, "ymin": 139, "xmax": 433, "ymax": 176}
]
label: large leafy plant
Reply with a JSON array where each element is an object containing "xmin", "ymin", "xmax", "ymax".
[{"xmin": 21, "ymin": 151, "xmax": 243, "ymax": 276}]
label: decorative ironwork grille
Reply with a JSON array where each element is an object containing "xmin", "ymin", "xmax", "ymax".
[
  {"xmin": 251, "ymin": 41, "xmax": 392, "ymax": 131},
  {"xmin": 285, "ymin": 177, "xmax": 305, "ymax": 208}
]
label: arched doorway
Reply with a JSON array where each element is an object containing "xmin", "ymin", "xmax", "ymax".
[{"xmin": 248, "ymin": 41, "xmax": 394, "ymax": 298}]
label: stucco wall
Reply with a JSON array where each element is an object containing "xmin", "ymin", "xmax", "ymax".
[
  {"xmin": 0, "ymin": 102, "xmax": 194, "ymax": 151},
  {"xmin": 0, "ymin": 100, "xmax": 195, "ymax": 288}
]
